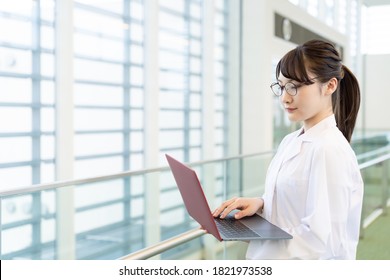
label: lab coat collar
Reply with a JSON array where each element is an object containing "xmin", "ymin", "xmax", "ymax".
[
  {"xmin": 298, "ymin": 114, "xmax": 337, "ymax": 142},
  {"xmin": 282, "ymin": 115, "xmax": 337, "ymax": 164}
]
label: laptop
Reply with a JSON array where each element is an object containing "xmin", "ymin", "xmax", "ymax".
[{"xmin": 165, "ymin": 154, "xmax": 293, "ymax": 241}]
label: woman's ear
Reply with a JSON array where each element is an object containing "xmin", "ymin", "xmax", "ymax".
[{"xmin": 325, "ymin": 77, "xmax": 338, "ymax": 96}]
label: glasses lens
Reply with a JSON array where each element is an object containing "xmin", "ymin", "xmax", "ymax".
[
  {"xmin": 271, "ymin": 83, "xmax": 281, "ymax": 96},
  {"xmin": 285, "ymin": 83, "xmax": 297, "ymax": 96}
]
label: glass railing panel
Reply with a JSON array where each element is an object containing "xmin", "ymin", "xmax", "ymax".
[
  {"xmin": 1, "ymin": 149, "xmax": 388, "ymax": 260},
  {"xmin": 353, "ymin": 132, "xmax": 390, "ymax": 164},
  {"xmin": 1, "ymin": 190, "xmax": 56, "ymax": 260},
  {"xmin": 73, "ymin": 177, "xmax": 146, "ymax": 260},
  {"xmin": 1, "ymin": 174, "xmax": 149, "ymax": 260},
  {"xmin": 360, "ymin": 159, "xmax": 390, "ymax": 222}
]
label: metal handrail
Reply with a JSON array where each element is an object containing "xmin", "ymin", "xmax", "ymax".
[
  {"xmin": 358, "ymin": 153, "xmax": 390, "ymax": 170},
  {"xmin": 119, "ymin": 228, "xmax": 207, "ymax": 260},
  {"xmin": 356, "ymin": 145, "xmax": 390, "ymax": 161},
  {"xmin": 1, "ymin": 142, "xmax": 389, "ymax": 198}
]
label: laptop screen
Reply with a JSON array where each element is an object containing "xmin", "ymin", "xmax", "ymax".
[{"xmin": 165, "ymin": 154, "xmax": 222, "ymax": 241}]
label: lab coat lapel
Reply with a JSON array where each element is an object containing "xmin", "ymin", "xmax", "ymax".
[
  {"xmin": 281, "ymin": 135, "xmax": 304, "ymax": 165},
  {"xmin": 263, "ymin": 131, "xmax": 304, "ymax": 220}
]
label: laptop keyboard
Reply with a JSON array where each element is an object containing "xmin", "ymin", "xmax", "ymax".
[{"xmin": 215, "ymin": 218, "xmax": 260, "ymax": 239}]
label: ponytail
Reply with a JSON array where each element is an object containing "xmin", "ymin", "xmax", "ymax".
[{"xmin": 332, "ymin": 65, "xmax": 361, "ymax": 143}]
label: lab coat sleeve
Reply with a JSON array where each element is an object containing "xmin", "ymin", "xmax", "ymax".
[{"xmin": 285, "ymin": 143, "xmax": 355, "ymax": 259}]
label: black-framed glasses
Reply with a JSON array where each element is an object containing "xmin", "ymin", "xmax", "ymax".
[{"xmin": 270, "ymin": 82, "xmax": 300, "ymax": 96}]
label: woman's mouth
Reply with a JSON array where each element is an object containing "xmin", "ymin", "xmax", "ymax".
[{"xmin": 285, "ymin": 107, "xmax": 297, "ymax": 113}]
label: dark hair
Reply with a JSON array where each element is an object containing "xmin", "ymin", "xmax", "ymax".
[{"xmin": 275, "ymin": 39, "xmax": 360, "ymax": 142}]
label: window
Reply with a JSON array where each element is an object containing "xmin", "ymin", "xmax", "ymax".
[
  {"xmin": 0, "ymin": 0, "xmax": 56, "ymax": 188},
  {"xmin": 1, "ymin": 0, "xmax": 231, "ymax": 260},
  {"xmin": 158, "ymin": 0, "xmax": 203, "ymax": 163},
  {"xmin": 214, "ymin": 0, "xmax": 229, "ymax": 158},
  {"xmin": 74, "ymin": 0, "xmax": 145, "ymax": 177}
]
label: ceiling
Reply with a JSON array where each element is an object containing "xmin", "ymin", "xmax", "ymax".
[{"xmin": 363, "ymin": 0, "xmax": 390, "ymax": 6}]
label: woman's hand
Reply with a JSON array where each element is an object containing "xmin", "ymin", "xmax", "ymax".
[{"xmin": 212, "ymin": 197, "xmax": 264, "ymax": 219}]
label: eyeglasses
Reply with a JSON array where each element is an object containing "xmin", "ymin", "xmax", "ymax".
[
  {"xmin": 270, "ymin": 77, "xmax": 320, "ymax": 97},
  {"xmin": 270, "ymin": 82, "xmax": 301, "ymax": 97}
]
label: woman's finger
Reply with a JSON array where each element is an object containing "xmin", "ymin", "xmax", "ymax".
[{"xmin": 212, "ymin": 197, "xmax": 237, "ymax": 217}]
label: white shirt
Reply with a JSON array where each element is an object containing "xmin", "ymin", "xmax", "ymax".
[{"xmin": 246, "ymin": 115, "xmax": 364, "ymax": 259}]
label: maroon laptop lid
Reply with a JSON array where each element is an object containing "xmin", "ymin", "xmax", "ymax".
[{"xmin": 165, "ymin": 154, "xmax": 222, "ymax": 241}]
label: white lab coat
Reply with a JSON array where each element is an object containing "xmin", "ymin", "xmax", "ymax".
[{"xmin": 246, "ymin": 115, "xmax": 364, "ymax": 259}]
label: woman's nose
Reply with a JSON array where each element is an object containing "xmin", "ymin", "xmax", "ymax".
[{"xmin": 280, "ymin": 90, "xmax": 292, "ymax": 104}]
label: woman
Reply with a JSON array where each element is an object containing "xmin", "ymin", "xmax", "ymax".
[{"xmin": 213, "ymin": 39, "xmax": 364, "ymax": 259}]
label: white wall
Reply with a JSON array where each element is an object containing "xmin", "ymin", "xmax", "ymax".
[
  {"xmin": 240, "ymin": 0, "xmax": 274, "ymax": 154},
  {"xmin": 363, "ymin": 54, "xmax": 390, "ymax": 131}
]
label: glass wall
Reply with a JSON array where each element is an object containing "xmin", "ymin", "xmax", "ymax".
[
  {"xmin": 0, "ymin": 0, "xmax": 56, "ymax": 188},
  {"xmin": 73, "ymin": 0, "xmax": 146, "ymax": 178},
  {"xmin": 0, "ymin": 0, "xmax": 231, "ymax": 260},
  {"xmin": 158, "ymin": 0, "xmax": 204, "ymax": 163},
  {"xmin": 214, "ymin": 0, "xmax": 229, "ymax": 158}
]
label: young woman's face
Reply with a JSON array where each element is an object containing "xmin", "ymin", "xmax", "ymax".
[{"xmin": 278, "ymin": 73, "xmax": 334, "ymax": 131}]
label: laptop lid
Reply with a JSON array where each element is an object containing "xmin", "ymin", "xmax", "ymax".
[{"xmin": 165, "ymin": 154, "xmax": 223, "ymax": 241}]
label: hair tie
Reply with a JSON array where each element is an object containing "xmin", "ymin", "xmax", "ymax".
[{"xmin": 340, "ymin": 65, "xmax": 345, "ymax": 79}]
